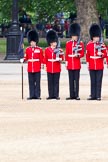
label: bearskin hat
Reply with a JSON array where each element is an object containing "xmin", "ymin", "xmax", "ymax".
[
  {"xmin": 46, "ymin": 30, "xmax": 58, "ymax": 45},
  {"xmin": 89, "ymin": 23, "xmax": 101, "ymax": 40},
  {"xmin": 27, "ymin": 30, "xmax": 39, "ymax": 44},
  {"xmin": 69, "ymin": 23, "xmax": 81, "ymax": 37}
]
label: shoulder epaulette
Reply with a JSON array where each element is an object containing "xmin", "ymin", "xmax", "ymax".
[
  {"xmin": 26, "ymin": 46, "xmax": 30, "ymax": 50},
  {"xmin": 66, "ymin": 40, "xmax": 71, "ymax": 44},
  {"xmin": 87, "ymin": 41, "xmax": 92, "ymax": 46},
  {"xmin": 36, "ymin": 46, "xmax": 43, "ymax": 50}
]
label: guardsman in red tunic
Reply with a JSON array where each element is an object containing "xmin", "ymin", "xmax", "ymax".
[
  {"xmin": 44, "ymin": 30, "xmax": 64, "ymax": 100},
  {"xmin": 86, "ymin": 24, "xmax": 107, "ymax": 101},
  {"xmin": 21, "ymin": 30, "xmax": 43, "ymax": 100},
  {"xmin": 65, "ymin": 23, "xmax": 84, "ymax": 100}
]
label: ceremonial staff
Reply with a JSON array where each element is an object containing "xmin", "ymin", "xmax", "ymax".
[
  {"xmin": 20, "ymin": 58, "xmax": 24, "ymax": 99},
  {"xmin": 21, "ymin": 61, "xmax": 24, "ymax": 99},
  {"xmin": 19, "ymin": 32, "xmax": 24, "ymax": 99}
]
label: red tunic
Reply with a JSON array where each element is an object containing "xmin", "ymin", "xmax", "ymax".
[
  {"xmin": 65, "ymin": 40, "xmax": 84, "ymax": 70},
  {"xmin": 86, "ymin": 41, "xmax": 107, "ymax": 70},
  {"xmin": 24, "ymin": 46, "xmax": 43, "ymax": 73},
  {"xmin": 44, "ymin": 47, "xmax": 64, "ymax": 73}
]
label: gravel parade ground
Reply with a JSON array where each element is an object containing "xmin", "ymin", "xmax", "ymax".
[{"xmin": 0, "ymin": 63, "xmax": 108, "ymax": 162}]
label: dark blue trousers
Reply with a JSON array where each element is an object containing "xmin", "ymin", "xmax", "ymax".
[
  {"xmin": 89, "ymin": 70, "xmax": 103, "ymax": 98},
  {"xmin": 47, "ymin": 72, "xmax": 60, "ymax": 98},
  {"xmin": 28, "ymin": 72, "xmax": 41, "ymax": 98},
  {"xmin": 68, "ymin": 70, "xmax": 80, "ymax": 98}
]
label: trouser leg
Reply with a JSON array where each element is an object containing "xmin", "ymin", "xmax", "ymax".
[
  {"xmin": 53, "ymin": 73, "xmax": 60, "ymax": 98},
  {"xmin": 74, "ymin": 70, "xmax": 80, "ymax": 97},
  {"xmin": 28, "ymin": 73, "xmax": 35, "ymax": 98},
  {"xmin": 47, "ymin": 73, "xmax": 54, "ymax": 98},
  {"xmin": 90, "ymin": 70, "xmax": 96, "ymax": 98},
  {"xmin": 68, "ymin": 70, "xmax": 75, "ymax": 97},
  {"xmin": 34, "ymin": 72, "xmax": 41, "ymax": 98},
  {"xmin": 96, "ymin": 70, "xmax": 103, "ymax": 98}
]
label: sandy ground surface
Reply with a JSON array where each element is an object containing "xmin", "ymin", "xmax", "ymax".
[{"xmin": 0, "ymin": 63, "xmax": 108, "ymax": 162}]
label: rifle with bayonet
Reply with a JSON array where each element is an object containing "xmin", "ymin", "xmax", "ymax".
[
  {"xmin": 54, "ymin": 39, "xmax": 63, "ymax": 61},
  {"xmin": 73, "ymin": 37, "xmax": 82, "ymax": 57},
  {"xmin": 95, "ymin": 37, "xmax": 106, "ymax": 56}
]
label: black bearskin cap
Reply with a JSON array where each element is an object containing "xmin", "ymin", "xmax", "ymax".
[
  {"xmin": 89, "ymin": 23, "xmax": 101, "ymax": 40},
  {"xmin": 46, "ymin": 30, "xmax": 58, "ymax": 45},
  {"xmin": 27, "ymin": 30, "xmax": 39, "ymax": 44},
  {"xmin": 69, "ymin": 23, "xmax": 81, "ymax": 37}
]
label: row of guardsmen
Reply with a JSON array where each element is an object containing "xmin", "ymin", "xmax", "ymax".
[{"xmin": 20, "ymin": 23, "xmax": 108, "ymax": 101}]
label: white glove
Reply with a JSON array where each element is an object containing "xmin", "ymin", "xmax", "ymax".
[
  {"xmin": 56, "ymin": 57, "xmax": 62, "ymax": 61},
  {"xmin": 97, "ymin": 51, "xmax": 103, "ymax": 56},
  {"xmin": 20, "ymin": 58, "xmax": 24, "ymax": 63}
]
